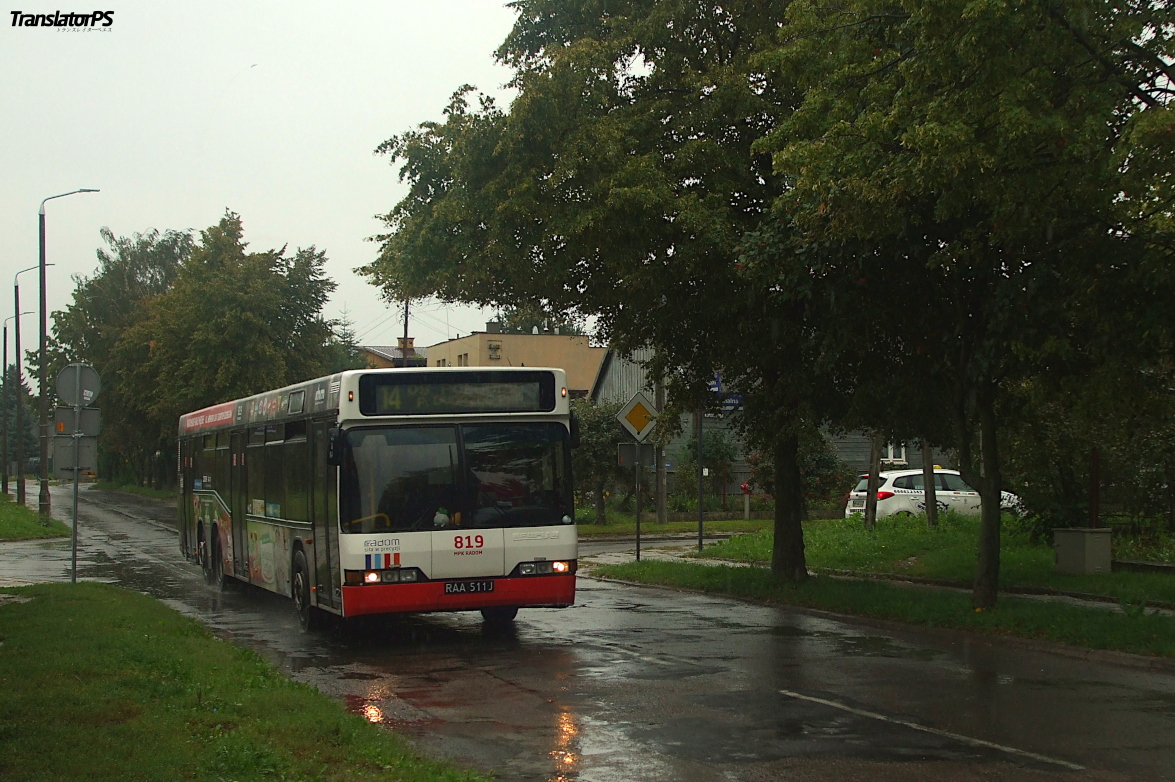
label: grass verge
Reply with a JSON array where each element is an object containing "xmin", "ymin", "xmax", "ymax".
[
  {"xmin": 93, "ymin": 480, "xmax": 176, "ymax": 501},
  {"xmin": 698, "ymin": 513, "xmax": 1175, "ymax": 605},
  {"xmin": 0, "ymin": 493, "xmax": 70, "ymax": 541},
  {"xmin": 592, "ymin": 559, "xmax": 1175, "ymax": 659},
  {"xmin": 0, "ymin": 583, "xmax": 487, "ymax": 782}
]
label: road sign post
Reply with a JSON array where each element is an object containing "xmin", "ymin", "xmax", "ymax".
[
  {"xmin": 617, "ymin": 394, "xmax": 658, "ymax": 561},
  {"xmin": 56, "ymin": 364, "xmax": 100, "ymax": 584}
]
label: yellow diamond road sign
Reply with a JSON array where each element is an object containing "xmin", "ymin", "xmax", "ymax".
[{"xmin": 617, "ymin": 392, "xmax": 658, "ymax": 442}]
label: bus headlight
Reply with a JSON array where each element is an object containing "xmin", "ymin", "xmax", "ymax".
[
  {"xmin": 520, "ymin": 563, "xmax": 537, "ymax": 575},
  {"xmin": 364, "ymin": 571, "xmax": 380, "ymax": 584},
  {"xmin": 552, "ymin": 561, "xmax": 570, "ymax": 573},
  {"xmin": 399, "ymin": 569, "xmax": 418, "ymax": 582}
]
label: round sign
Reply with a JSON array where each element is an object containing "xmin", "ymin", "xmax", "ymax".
[{"xmin": 56, "ymin": 363, "xmax": 101, "ymax": 407}]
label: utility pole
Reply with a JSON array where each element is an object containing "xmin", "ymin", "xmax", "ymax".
[
  {"xmin": 401, "ymin": 298, "xmax": 410, "ymax": 367},
  {"xmin": 655, "ymin": 375, "xmax": 666, "ymax": 525},
  {"xmin": 697, "ymin": 405, "xmax": 704, "ymax": 552}
]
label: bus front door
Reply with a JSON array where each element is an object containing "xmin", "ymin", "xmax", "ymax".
[{"xmin": 311, "ymin": 422, "xmax": 340, "ymax": 609}]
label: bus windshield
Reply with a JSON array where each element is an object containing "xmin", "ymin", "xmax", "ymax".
[{"xmin": 340, "ymin": 423, "xmax": 572, "ymax": 533}]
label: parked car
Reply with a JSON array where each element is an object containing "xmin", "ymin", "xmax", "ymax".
[{"xmin": 844, "ymin": 469, "xmax": 1022, "ymax": 519}]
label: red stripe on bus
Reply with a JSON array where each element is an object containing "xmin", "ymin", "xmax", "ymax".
[{"xmin": 341, "ymin": 575, "xmax": 575, "ymax": 617}]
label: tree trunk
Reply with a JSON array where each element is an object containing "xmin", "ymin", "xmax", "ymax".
[
  {"xmin": 771, "ymin": 432, "xmax": 807, "ymax": 583},
  {"xmin": 594, "ymin": 479, "xmax": 607, "ymax": 524},
  {"xmin": 922, "ymin": 440, "xmax": 938, "ymax": 528},
  {"xmin": 972, "ymin": 392, "xmax": 1002, "ymax": 608},
  {"xmin": 864, "ymin": 433, "xmax": 883, "ymax": 531}
]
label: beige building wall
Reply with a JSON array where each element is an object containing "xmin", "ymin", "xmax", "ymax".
[{"xmin": 425, "ymin": 333, "xmax": 607, "ymax": 396}]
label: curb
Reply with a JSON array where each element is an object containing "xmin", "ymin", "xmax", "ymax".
[{"xmin": 580, "ymin": 572, "xmax": 1175, "ymax": 676}]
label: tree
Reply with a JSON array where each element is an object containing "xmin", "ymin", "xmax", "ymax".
[
  {"xmin": 495, "ymin": 303, "xmax": 586, "ymax": 336},
  {"xmin": 569, "ymin": 397, "xmax": 627, "ymax": 523},
  {"xmin": 2, "ymin": 365, "xmax": 37, "ymax": 471},
  {"xmin": 752, "ymin": 0, "xmax": 1174, "ymax": 605},
  {"xmin": 47, "ymin": 227, "xmax": 193, "ymax": 483},
  {"xmin": 360, "ymin": 0, "xmax": 829, "ymax": 582},
  {"xmin": 113, "ymin": 213, "xmax": 340, "ymax": 458},
  {"xmin": 323, "ymin": 313, "xmax": 371, "ymax": 374}
]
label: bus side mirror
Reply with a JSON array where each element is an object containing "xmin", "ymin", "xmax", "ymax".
[
  {"xmin": 327, "ymin": 427, "xmax": 344, "ymax": 466},
  {"xmin": 569, "ymin": 413, "xmax": 580, "ymax": 449}
]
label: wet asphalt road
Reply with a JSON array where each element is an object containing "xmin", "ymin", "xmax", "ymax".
[{"xmin": 4, "ymin": 484, "xmax": 1175, "ymax": 781}]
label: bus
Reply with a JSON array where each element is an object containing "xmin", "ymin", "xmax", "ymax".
[{"xmin": 177, "ymin": 367, "xmax": 578, "ymax": 629}]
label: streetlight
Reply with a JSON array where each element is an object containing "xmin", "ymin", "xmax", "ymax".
[
  {"xmin": 2, "ymin": 310, "xmax": 33, "ymax": 497},
  {"xmin": 13, "ymin": 264, "xmax": 45, "ymax": 505},
  {"xmin": 38, "ymin": 189, "xmax": 99, "ymax": 519}
]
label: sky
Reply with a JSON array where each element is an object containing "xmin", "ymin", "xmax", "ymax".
[{"xmin": 0, "ymin": 1, "xmax": 519, "ymax": 364}]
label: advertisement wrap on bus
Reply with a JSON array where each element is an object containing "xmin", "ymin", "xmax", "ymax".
[{"xmin": 177, "ymin": 368, "xmax": 578, "ymax": 629}]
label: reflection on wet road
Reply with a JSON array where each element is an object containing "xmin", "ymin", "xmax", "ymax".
[{"xmin": 4, "ymin": 484, "xmax": 1174, "ymax": 781}]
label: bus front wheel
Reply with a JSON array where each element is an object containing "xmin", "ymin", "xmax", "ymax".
[{"xmin": 292, "ymin": 550, "xmax": 320, "ymax": 632}]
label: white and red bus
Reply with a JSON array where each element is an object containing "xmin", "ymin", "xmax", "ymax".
[{"xmin": 178, "ymin": 368, "xmax": 577, "ymax": 629}]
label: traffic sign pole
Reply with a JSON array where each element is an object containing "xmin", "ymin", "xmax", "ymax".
[
  {"xmin": 55, "ymin": 363, "xmax": 100, "ymax": 585},
  {"xmin": 635, "ymin": 439, "xmax": 642, "ymax": 562},
  {"xmin": 616, "ymin": 392, "xmax": 658, "ymax": 564}
]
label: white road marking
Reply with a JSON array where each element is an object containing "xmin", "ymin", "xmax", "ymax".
[{"xmin": 778, "ymin": 688, "xmax": 1085, "ymax": 771}]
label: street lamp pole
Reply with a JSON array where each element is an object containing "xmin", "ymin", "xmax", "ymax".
[
  {"xmin": 2, "ymin": 310, "xmax": 33, "ymax": 498},
  {"xmin": 38, "ymin": 189, "xmax": 98, "ymax": 519},
  {"xmin": 13, "ymin": 266, "xmax": 41, "ymax": 506}
]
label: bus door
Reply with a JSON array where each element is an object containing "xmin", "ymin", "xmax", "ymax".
[
  {"xmin": 179, "ymin": 439, "xmax": 193, "ymax": 557},
  {"xmin": 230, "ymin": 432, "xmax": 248, "ymax": 577},
  {"xmin": 311, "ymin": 422, "xmax": 340, "ymax": 609}
]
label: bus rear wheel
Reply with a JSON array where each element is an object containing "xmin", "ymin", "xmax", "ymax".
[
  {"xmin": 199, "ymin": 526, "xmax": 213, "ymax": 583},
  {"xmin": 292, "ymin": 550, "xmax": 320, "ymax": 632},
  {"xmin": 480, "ymin": 606, "xmax": 518, "ymax": 624}
]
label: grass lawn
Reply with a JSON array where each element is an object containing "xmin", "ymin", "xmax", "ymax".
[
  {"xmin": 94, "ymin": 480, "xmax": 176, "ymax": 501},
  {"xmin": 0, "ymin": 582, "xmax": 487, "ymax": 782},
  {"xmin": 592, "ymin": 559, "xmax": 1175, "ymax": 659},
  {"xmin": 0, "ymin": 493, "xmax": 70, "ymax": 541},
  {"xmin": 697, "ymin": 512, "xmax": 1175, "ymax": 605}
]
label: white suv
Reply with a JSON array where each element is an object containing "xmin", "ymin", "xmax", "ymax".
[{"xmin": 844, "ymin": 468, "xmax": 1021, "ymax": 519}]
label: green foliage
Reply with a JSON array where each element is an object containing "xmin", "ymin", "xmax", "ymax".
[
  {"xmin": 47, "ymin": 226, "xmax": 192, "ymax": 485},
  {"xmin": 1, "ymin": 365, "xmax": 37, "ymax": 463},
  {"xmin": 672, "ymin": 426, "xmax": 738, "ymax": 498},
  {"xmin": 495, "ymin": 303, "xmax": 586, "ymax": 336},
  {"xmin": 570, "ymin": 398, "xmax": 628, "ymax": 523},
  {"xmin": 0, "ymin": 493, "xmax": 70, "ymax": 540},
  {"xmin": 742, "ymin": 429, "xmax": 855, "ymax": 504},
  {"xmin": 592, "ymin": 559, "xmax": 1175, "ymax": 659},
  {"xmin": 0, "ymin": 583, "xmax": 488, "ymax": 781},
  {"xmin": 51, "ymin": 213, "xmax": 347, "ymax": 486},
  {"xmin": 363, "ymin": 0, "xmax": 1175, "ymax": 590}
]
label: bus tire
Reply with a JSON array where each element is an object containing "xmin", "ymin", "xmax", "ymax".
[
  {"xmin": 292, "ymin": 550, "xmax": 319, "ymax": 632},
  {"xmin": 208, "ymin": 531, "xmax": 229, "ymax": 592},
  {"xmin": 480, "ymin": 606, "xmax": 518, "ymax": 624},
  {"xmin": 198, "ymin": 525, "xmax": 213, "ymax": 583}
]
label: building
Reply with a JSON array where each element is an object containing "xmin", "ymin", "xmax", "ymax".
[
  {"xmin": 425, "ymin": 323, "xmax": 607, "ymax": 398},
  {"xmin": 359, "ymin": 338, "xmax": 428, "ymax": 369}
]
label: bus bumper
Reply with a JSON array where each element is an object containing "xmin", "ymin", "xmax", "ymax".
[{"xmin": 341, "ymin": 574, "xmax": 576, "ymax": 617}]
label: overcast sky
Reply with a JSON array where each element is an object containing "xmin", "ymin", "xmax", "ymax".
[{"xmin": 1, "ymin": 1, "xmax": 519, "ymax": 359}]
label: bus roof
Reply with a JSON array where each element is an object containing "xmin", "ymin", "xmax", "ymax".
[{"xmin": 177, "ymin": 367, "xmax": 568, "ymax": 436}]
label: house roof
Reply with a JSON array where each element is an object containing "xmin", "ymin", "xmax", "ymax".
[{"xmin": 361, "ymin": 345, "xmax": 428, "ymax": 362}]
